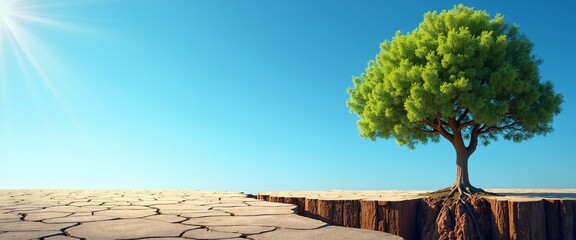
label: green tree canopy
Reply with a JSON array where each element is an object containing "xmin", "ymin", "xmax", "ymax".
[
  {"xmin": 348, "ymin": 4, "xmax": 562, "ymax": 148},
  {"xmin": 347, "ymin": 4, "xmax": 563, "ymax": 197}
]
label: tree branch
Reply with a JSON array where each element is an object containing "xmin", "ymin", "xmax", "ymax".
[
  {"xmin": 456, "ymin": 108, "xmax": 469, "ymax": 124},
  {"xmin": 436, "ymin": 114, "xmax": 449, "ymax": 127},
  {"xmin": 467, "ymin": 124, "xmax": 480, "ymax": 154},
  {"xmin": 423, "ymin": 119, "xmax": 436, "ymax": 128},
  {"xmin": 480, "ymin": 121, "xmax": 520, "ymax": 134},
  {"xmin": 458, "ymin": 120, "xmax": 476, "ymax": 131},
  {"xmin": 437, "ymin": 124, "xmax": 454, "ymax": 142},
  {"xmin": 414, "ymin": 127, "xmax": 437, "ymax": 134},
  {"xmin": 422, "ymin": 116, "xmax": 453, "ymax": 141},
  {"xmin": 479, "ymin": 124, "xmax": 487, "ymax": 131}
]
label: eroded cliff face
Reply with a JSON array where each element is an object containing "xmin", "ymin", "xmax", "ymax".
[
  {"xmin": 258, "ymin": 194, "xmax": 575, "ymax": 240},
  {"xmin": 418, "ymin": 198, "xmax": 499, "ymax": 240}
]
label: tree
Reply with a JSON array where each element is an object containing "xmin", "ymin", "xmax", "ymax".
[{"xmin": 347, "ymin": 4, "xmax": 563, "ymax": 198}]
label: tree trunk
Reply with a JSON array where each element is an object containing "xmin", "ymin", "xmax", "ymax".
[
  {"xmin": 426, "ymin": 119, "xmax": 489, "ymax": 198},
  {"xmin": 455, "ymin": 149, "xmax": 471, "ymax": 188},
  {"xmin": 449, "ymin": 118, "xmax": 476, "ymax": 192}
]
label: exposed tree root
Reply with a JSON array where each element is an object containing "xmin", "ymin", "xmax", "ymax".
[
  {"xmin": 421, "ymin": 184, "xmax": 501, "ymax": 200},
  {"xmin": 419, "ymin": 184, "xmax": 503, "ymax": 239},
  {"xmin": 462, "ymin": 198, "xmax": 485, "ymax": 240}
]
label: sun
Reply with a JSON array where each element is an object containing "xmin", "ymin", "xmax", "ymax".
[
  {"xmin": 0, "ymin": 0, "xmax": 81, "ymax": 83},
  {"xmin": 0, "ymin": 1, "xmax": 14, "ymax": 23},
  {"xmin": 1, "ymin": 0, "xmax": 91, "ymax": 129},
  {"xmin": 0, "ymin": 0, "xmax": 85, "ymax": 64},
  {"xmin": 1, "ymin": 0, "xmax": 58, "ymax": 90},
  {"xmin": 0, "ymin": 0, "xmax": 19, "ymax": 24}
]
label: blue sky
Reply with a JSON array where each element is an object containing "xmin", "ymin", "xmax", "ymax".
[{"xmin": 0, "ymin": 0, "xmax": 574, "ymax": 193}]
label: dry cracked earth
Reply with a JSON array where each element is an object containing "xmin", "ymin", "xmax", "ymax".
[{"xmin": 0, "ymin": 190, "xmax": 401, "ymax": 240}]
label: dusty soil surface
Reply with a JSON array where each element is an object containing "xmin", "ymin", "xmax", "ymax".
[{"xmin": 0, "ymin": 189, "xmax": 402, "ymax": 240}]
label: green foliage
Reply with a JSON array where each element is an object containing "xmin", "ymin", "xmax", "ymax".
[{"xmin": 347, "ymin": 4, "xmax": 563, "ymax": 149}]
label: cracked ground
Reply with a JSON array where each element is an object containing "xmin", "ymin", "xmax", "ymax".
[{"xmin": 0, "ymin": 190, "xmax": 401, "ymax": 240}]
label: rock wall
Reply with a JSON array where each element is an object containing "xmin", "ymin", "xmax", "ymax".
[{"xmin": 257, "ymin": 194, "xmax": 575, "ymax": 240}]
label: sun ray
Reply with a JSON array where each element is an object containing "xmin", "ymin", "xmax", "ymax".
[
  {"xmin": 4, "ymin": 17, "xmax": 62, "ymax": 97},
  {"xmin": 12, "ymin": 12, "xmax": 80, "ymax": 31},
  {"xmin": 1, "ymin": 0, "xmax": 95, "ymax": 136},
  {"xmin": 4, "ymin": 0, "xmax": 109, "ymax": 38},
  {"xmin": 4, "ymin": 17, "xmax": 85, "ymax": 131}
]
